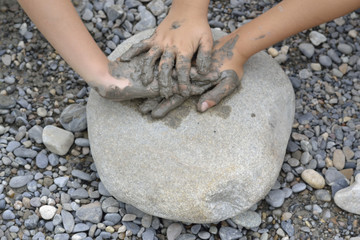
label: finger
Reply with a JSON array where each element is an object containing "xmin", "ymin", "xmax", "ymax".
[
  {"xmin": 197, "ymin": 70, "xmax": 240, "ymax": 112},
  {"xmin": 196, "ymin": 35, "xmax": 213, "ymax": 74},
  {"xmin": 139, "ymin": 97, "xmax": 163, "ymax": 114},
  {"xmin": 176, "ymin": 55, "xmax": 191, "ymax": 98},
  {"xmin": 189, "ymin": 83, "xmax": 213, "ymax": 96},
  {"xmin": 190, "ymin": 67, "xmax": 220, "ymax": 82},
  {"xmin": 141, "ymin": 46, "xmax": 162, "ymax": 86},
  {"xmin": 159, "ymin": 50, "xmax": 175, "ymax": 99},
  {"xmin": 120, "ymin": 40, "xmax": 151, "ymax": 61},
  {"xmin": 151, "ymin": 94, "xmax": 186, "ymax": 119}
]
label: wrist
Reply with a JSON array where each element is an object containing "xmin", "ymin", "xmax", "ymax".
[{"xmin": 169, "ymin": 0, "xmax": 209, "ymax": 17}]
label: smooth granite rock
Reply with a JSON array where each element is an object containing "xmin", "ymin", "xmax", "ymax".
[{"xmin": 87, "ymin": 29, "xmax": 295, "ymax": 223}]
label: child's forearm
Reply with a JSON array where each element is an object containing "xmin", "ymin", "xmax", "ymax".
[
  {"xmin": 17, "ymin": 0, "xmax": 113, "ymax": 86},
  {"xmin": 233, "ymin": 0, "xmax": 360, "ymax": 60}
]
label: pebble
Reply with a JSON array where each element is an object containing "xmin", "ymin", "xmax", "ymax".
[
  {"xmin": 0, "ymin": 95, "xmax": 16, "ymax": 108},
  {"xmin": 59, "ymin": 104, "xmax": 87, "ymax": 132},
  {"xmin": 167, "ymin": 223, "xmax": 183, "ymax": 240},
  {"xmin": 281, "ymin": 220, "xmax": 295, "ymax": 237},
  {"xmin": 319, "ymin": 55, "xmax": 332, "ymax": 67},
  {"xmin": 2, "ymin": 209, "xmax": 15, "ymax": 220},
  {"xmin": 1, "ymin": 54, "xmax": 11, "ymax": 66},
  {"xmin": 28, "ymin": 125, "xmax": 44, "ymax": 144},
  {"xmin": 147, "ymin": 0, "xmax": 166, "ymax": 16},
  {"xmin": 82, "ymin": 8, "xmax": 94, "ymax": 21},
  {"xmin": 333, "ymin": 149, "xmax": 345, "ymax": 170},
  {"xmin": 310, "ymin": 63, "xmax": 322, "ymax": 71},
  {"xmin": 301, "ymin": 169, "xmax": 325, "ymax": 189},
  {"xmin": 337, "ymin": 43, "xmax": 353, "ymax": 55},
  {"xmin": 9, "ymin": 175, "xmax": 34, "ymax": 188},
  {"xmin": 76, "ymin": 201, "xmax": 103, "ymax": 223},
  {"xmin": 219, "ymin": 227, "xmax": 242, "ymax": 240},
  {"xmin": 266, "ymin": 189, "xmax": 285, "ymax": 208},
  {"xmin": 292, "ymin": 183, "xmax": 307, "ymax": 193},
  {"xmin": 54, "ymin": 176, "xmax": 69, "ymax": 188},
  {"xmin": 141, "ymin": 214, "xmax": 152, "ymax": 228},
  {"xmin": 299, "ymin": 43, "xmax": 315, "ymax": 58},
  {"xmin": 122, "ymin": 213, "xmax": 137, "ymax": 221},
  {"xmin": 61, "ymin": 210, "xmax": 75, "ymax": 233},
  {"xmin": 43, "ymin": 125, "xmax": 74, "ymax": 155},
  {"xmin": 267, "ymin": 47, "xmax": 279, "ymax": 57},
  {"xmin": 231, "ymin": 210, "xmax": 261, "ymax": 229},
  {"xmin": 309, "ymin": 31, "xmax": 327, "ymax": 46},
  {"xmin": 39, "ymin": 205, "xmax": 57, "ymax": 220},
  {"xmin": 134, "ymin": 6, "xmax": 156, "ymax": 32},
  {"xmin": 36, "ymin": 152, "xmax": 49, "ymax": 169},
  {"xmin": 177, "ymin": 234, "xmax": 196, "ymax": 240},
  {"xmin": 72, "ymin": 169, "xmax": 92, "ymax": 181}
]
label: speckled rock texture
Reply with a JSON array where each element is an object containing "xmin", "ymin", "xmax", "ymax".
[{"xmin": 87, "ymin": 29, "xmax": 295, "ymax": 223}]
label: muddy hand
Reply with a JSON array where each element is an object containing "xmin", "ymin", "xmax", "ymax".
[
  {"xmin": 191, "ymin": 33, "xmax": 246, "ymax": 112},
  {"xmin": 119, "ymin": 2, "xmax": 212, "ymax": 99}
]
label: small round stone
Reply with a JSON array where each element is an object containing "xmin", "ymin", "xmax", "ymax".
[
  {"xmin": 301, "ymin": 169, "xmax": 325, "ymax": 189},
  {"xmin": 39, "ymin": 205, "xmax": 57, "ymax": 220}
]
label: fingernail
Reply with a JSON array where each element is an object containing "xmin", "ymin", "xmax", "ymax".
[{"xmin": 200, "ymin": 102, "xmax": 209, "ymax": 112}]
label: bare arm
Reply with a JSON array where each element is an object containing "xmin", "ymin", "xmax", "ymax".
[
  {"xmin": 233, "ymin": 0, "xmax": 360, "ymax": 60},
  {"xmin": 196, "ymin": 0, "xmax": 360, "ymax": 112},
  {"xmin": 17, "ymin": 0, "xmax": 128, "ymax": 90}
]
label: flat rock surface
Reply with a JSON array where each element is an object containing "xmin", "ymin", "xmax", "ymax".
[{"xmin": 87, "ymin": 29, "xmax": 295, "ymax": 223}]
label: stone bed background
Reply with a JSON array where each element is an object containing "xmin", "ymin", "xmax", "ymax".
[{"xmin": 1, "ymin": 0, "xmax": 360, "ymax": 239}]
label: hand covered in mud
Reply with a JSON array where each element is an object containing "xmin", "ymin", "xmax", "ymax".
[
  {"xmin": 119, "ymin": 2, "xmax": 212, "ymax": 99},
  {"xmin": 191, "ymin": 32, "xmax": 246, "ymax": 112},
  {"xmin": 145, "ymin": 32, "xmax": 246, "ymax": 117},
  {"xmin": 93, "ymin": 57, "xmax": 214, "ymax": 118}
]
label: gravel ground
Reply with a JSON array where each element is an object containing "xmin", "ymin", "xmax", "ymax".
[{"xmin": 1, "ymin": 0, "xmax": 360, "ymax": 239}]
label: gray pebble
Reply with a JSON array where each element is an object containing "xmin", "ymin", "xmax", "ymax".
[
  {"xmin": 30, "ymin": 197, "xmax": 41, "ymax": 207},
  {"xmin": 73, "ymin": 223, "xmax": 90, "ymax": 233},
  {"xmin": 14, "ymin": 148, "xmax": 37, "ymax": 158},
  {"xmin": 6, "ymin": 140, "xmax": 20, "ymax": 152},
  {"xmin": 9, "ymin": 174, "xmax": 33, "ymax": 188},
  {"xmin": 71, "ymin": 169, "xmax": 92, "ymax": 181},
  {"xmin": 198, "ymin": 231, "xmax": 211, "ymax": 240},
  {"xmin": 337, "ymin": 43, "xmax": 353, "ymax": 54},
  {"xmin": 25, "ymin": 214, "xmax": 39, "ymax": 229},
  {"xmin": 82, "ymin": 8, "xmax": 94, "ymax": 21},
  {"xmin": 36, "ymin": 152, "xmax": 49, "ymax": 169},
  {"xmin": 0, "ymin": 95, "xmax": 16, "ymax": 109},
  {"xmin": 266, "ymin": 189, "xmax": 285, "ymax": 208},
  {"xmin": 76, "ymin": 202, "xmax": 103, "ymax": 223},
  {"xmin": 319, "ymin": 55, "xmax": 332, "ymax": 67},
  {"xmin": 61, "ymin": 210, "xmax": 75, "ymax": 233},
  {"xmin": 147, "ymin": 0, "xmax": 166, "ymax": 16},
  {"xmin": 1, "ymin": 54, "xmax": 11, "ymax": 66},
  {"xmin": 177, "ymin": 234, "xmax": 197, "ymax": 240},
  {"xmin": 219, "ymin": 227, "xmax": 242, "ymax": 240},
  {"xmin": 191, "ymin": 224, "xmax": 201, "ymax": 235},
  {"xmin": 299, "ymin": 43, "xmax": 315, "ymax": 58},
  {"xmin": 59, "ymin": 104, "xmax": 87, "ymax": 132},
  {"xmin": 28, "ymin": 125, "xmax": 43, "ymax": 144},
  {"xmin": 27, "ymin": 180, "xmax": 37, "ymax": 192},
  {"xmin": 292, "ymin": 183, "xmax": 307, "ymax": 193},
  {"xmin": 309, "ymin": 31, "xmax": 327, "ymax": 46},
  {"xmin": 48, "ymin": 153, "xmax": 59, "ymax": 166},
  {"xmin": 70, "ymin": 188, "xmax": 89, "ymax": 199},
  {"xmin": 75, "ymin": 138, "xmax": 90, "ymax": 147},
  {"xmin": 123, "ymin": 221, "xmax": 141, "ymax": 235},
  {"xmin": 134, "ymin": 6, "xmax": 156, "ymax": 32},
  {"xmin": 281, "ymin": 220, "xmax": 295, "ymax": 237},
  {"xmin": 2, "ymin": 209, "xmax": 15, "ymax": 220},
  {"xmin": 54, "ymin": 176, "xmax": 69, "ymax": 188},
  {"xmin": 142, "ymin": 228, "xmax": 156, "ymax": 240}
]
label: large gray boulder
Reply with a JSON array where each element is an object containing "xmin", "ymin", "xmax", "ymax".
[{"xmin": 87, "ymin": 29, "xmax": 295, "ymax": 223}]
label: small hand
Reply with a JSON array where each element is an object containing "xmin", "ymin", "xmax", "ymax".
[
  {"xmin": 191, "ymin": 33, "xmax": 246, "ymax": 112},
  {"xmin": 146, "ymin": 33, "xmax": 246, "ymax": 117},
  {"xmin": 119, "ymin": 5, "xmax": 212, "ymax": 99}
]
